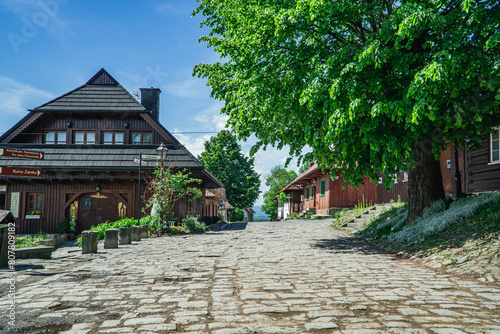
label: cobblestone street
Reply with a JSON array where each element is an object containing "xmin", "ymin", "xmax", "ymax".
[{"xmin": 1, "ymin": 221, "xmax": 500, "ymax": 333}]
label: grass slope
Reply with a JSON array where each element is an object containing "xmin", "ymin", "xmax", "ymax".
[{"xmin": 334, "ymin": 192, "xmax": 500, "ymax": 282}]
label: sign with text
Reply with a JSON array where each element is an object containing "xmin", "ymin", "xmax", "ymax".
[
  {"xmin": 10, "ymin": 192, "xmax": 20, "ymax": 218},
  {"xmin": 133, "ymin": 158, "xmax": 148, "ymax": 166},
  {"xmin": 0, "ymin": 148, "xmax": 44, "ymax": 160},
  {"xmin": 141, "ymin": 155, "xmax": 160, "ymax": 160},
  {"xmin": 0, "ymin": 166, "xmax": 42, "ymax": 177}
]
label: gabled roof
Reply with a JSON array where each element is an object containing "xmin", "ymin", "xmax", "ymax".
[
  {"xmin": 30, "ymin": 68, "xmax": 147, "ymax": 113},
  {"xmin": 277, "ymin": 163, "xmax": 330, "ymax": 195},
  {"xmin": 0, "ymin": 144, "xmax": 224, "ymax": 188}
]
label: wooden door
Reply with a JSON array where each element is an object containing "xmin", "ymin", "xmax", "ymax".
[{"xmin": 78, "ymin": 193, "xmax": 119, "ymax": 232}]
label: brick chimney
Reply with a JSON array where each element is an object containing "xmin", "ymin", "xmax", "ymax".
[{"xmin": 140, "ymin": 88, "xmax": 161, "ymax": 122}]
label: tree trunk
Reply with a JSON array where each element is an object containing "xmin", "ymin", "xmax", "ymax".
[{"xmin": 407, "ymin": 140, "xmax": 446, "ymax": 222}]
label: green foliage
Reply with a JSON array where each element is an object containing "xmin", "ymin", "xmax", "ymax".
[
  {"xmin": 290, "ymin": 212, "xmax": 299, "ymax": 220},
  {"xmin": 181, "ymin": 217, "xmax": 206, "ymax": 234},
  {"xmin": 261, "ymin": 165, "xmax": 297, "ymax": 221},
  {"xmin": 355, "ymin": 194, "xmax": 500, "ymax": 258},
  {"xmin": 357, "ymin": 192, "xmax": 500, "ymax": 246},
  {"xmin": 75, "ymin": 217, "xmax": 140, "ymax": 248},
  {"xmin": 15, "ymin": 231, "xmax": 47, "ymax": 248},
  {"xmin": 231, "ymin": 208, "xmax": 244, "ymax": 222},
  {"xmin": 140, "ymin": 215, "xmax": 160, "ymax": 235},
  {"xmin": 305, "ymin": 212, "xmax": 314, "ymax": 220},
  {"xmin": 198, "ymin": 130, "xmax": 260, "ymax": 209},
  {"xmin": 58, "ymin": 217, "xmax": 70, "ymax": 234},
  {"xmin": 194, "ymin": 0, "xmax": 500, "ymax": 218},
  {"xmin": 277, "ymin": 192, "xmax": 287, "ymax": 204},
  {"xmin": 331, "ymin": 199, "xmax": 378, "ymax": 228},
  {"xmin": 164, "ymin": 225, "xmax": 185, "ymax": 235},
  {"xmin": 144, "ymin": 166, "xmax": 202, "ymax": 230}
]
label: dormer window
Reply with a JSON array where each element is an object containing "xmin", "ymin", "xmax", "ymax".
[
  {"xmin": 131, "ymin": 132, "xmax": 152, "ymax": 145},
  {"xmin": 45, "ymin": 131, "xmax": 66, "ymax": 144},
  {"xmin": 102, "ymin": 132, "xmax": 124, "ymax": 145}
]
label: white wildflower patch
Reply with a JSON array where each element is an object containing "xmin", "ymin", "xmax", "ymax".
[{"xmin": 386, "ymin": 192, "xmax": 500, "ymax": 244}]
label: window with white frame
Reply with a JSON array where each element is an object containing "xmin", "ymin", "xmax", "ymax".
[{"xmin": 492, "ymin": 127, "xmax": 500, "ymax": 163}]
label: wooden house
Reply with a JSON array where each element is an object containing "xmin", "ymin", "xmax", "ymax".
[
  {"xmin": 280, "ymin": 125, "xmax": 500, "ymax": 220},
  {"xmin": 278, "ymin": 163, "xmax": 409, "ymax": 219},
  {"xmin": 243, "ymin": 208, "xmax": 255, "ymax": 222},
  {"xmin": 442, "ymin": 124, "xmax": 500, "ymax": 195},
  {"xmin": 0, "ymin": 69, "xmax": 224, "ymax": 234},
  {"xmin": 204, "ymin": 188, "xmax": 234, "ymax": 223}
]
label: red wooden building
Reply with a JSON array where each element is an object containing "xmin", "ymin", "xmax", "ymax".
[
  {"xmin": 279, "ymin": 123, "xmax": 500, "ymax": 219},
  {"xmin": 279, "ymin": 163, "xmax": 408, "ymax": 217},
  {"xmin": 0, "ymin": 69, "xmax": 224, "ymax": 234}
]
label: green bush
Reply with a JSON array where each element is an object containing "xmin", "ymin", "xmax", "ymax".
[
  {"xmin": 305, "ymin": 212, "xmax": 314, "ymax": 219},
  {"xmin": 15, "ymin": 231, "xmax": 47, "ymax": 248},
  {"xmin": 290, "ymin": 212, "xmax": 299, "ymax": 220},
  {"xmin": 181, "ymin": 217, "xmax": 206, "ymax": 234},
  {"xmin": 75, "ymin": 217, "xmax": 140, "ymax": 247},
  {"xmin": 58, "ymin": 217, "xmax": 70, "ymax": 234},
  {"xmin": 140, "ymin": 215, "xmax": 160, "ymax": 234},
  {"xmin": 164, "ymin": 225, "xmax": 185, "ymax": 235},
  {"xmin": 231, "ymin": 208, "xmax": 244, "ymax": 222}
]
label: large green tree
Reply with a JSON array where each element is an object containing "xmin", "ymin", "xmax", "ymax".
[
  {"xmin": 262, "ymin": 165, "xmax": 298, "ymax": 221},
  {"xmin": 194, "ymin": 0, "xmax": 500, "ymax": 222},
  {"xmin": 198, "ymin": 130, "xmax": 261, "ymax": 209}
]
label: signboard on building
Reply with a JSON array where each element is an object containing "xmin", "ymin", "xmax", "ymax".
[
  {"xmin": 0, "ymin": 148, "xmax": 44, "ymax": 160},
  {"xmin": 10, "ymin": 192, "xmax": 20, "ymax": 218},
  {"xmin": 0, "ymin": 167, "xmax": 42, "ymax": 177}
]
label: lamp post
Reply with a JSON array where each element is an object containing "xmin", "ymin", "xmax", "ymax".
[
  {"xmin": 156, "ymin": 143, "xmax": 168, "ymax": 169},
  {"xmin": 156, "ymin": 143, "xmax": 168, "ymax": 229}
]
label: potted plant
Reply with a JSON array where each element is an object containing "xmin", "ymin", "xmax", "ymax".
[
  {"xmin": 68, "ymin": 218, "xmax": 76, "ymax": 241},
  {"xmin": 26, "ymin": 210, "xmax": 42, "ymax": 219}
]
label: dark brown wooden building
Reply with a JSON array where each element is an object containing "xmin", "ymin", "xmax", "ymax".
[
  {"xmin": 0, "ymin": 69, "xmax": 223, "ymax": 234},
  {"xmin": 441, "ymin": 124, "xmax": 500, "ymax": 195}
]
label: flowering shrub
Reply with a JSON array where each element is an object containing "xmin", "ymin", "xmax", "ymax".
[
  {"xmin": 363, "ymin": 192, "xmax": 500, "ymax": 245},
  {"xmin": 26, "ymin": 211, "xmax": 42, "ymax": 216},
  {"xmin": 15, "ymin": 231, "xmax": 47, "ymax": 248}
]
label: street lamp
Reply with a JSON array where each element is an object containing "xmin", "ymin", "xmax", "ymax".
[
  {"xmin": 156, "ymin": 143, "xmax": 168, "ymax": 169},
  {"xmin": 156, "ymin": 143, "xmax": 168, "ymax": 230}
]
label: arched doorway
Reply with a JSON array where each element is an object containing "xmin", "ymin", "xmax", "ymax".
[{"xmin": 78, "ymin": 192, "xmax": 119, "ymax": 232}]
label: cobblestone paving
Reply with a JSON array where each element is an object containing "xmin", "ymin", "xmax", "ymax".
[{"xmin": 1, "ymin": 221, "xmax": 500, "ymax": 333}]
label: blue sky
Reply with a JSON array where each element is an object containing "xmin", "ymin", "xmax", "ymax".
[{"xmin": 0, "ymin": 0, "xmax": 301, "ymax": 206}]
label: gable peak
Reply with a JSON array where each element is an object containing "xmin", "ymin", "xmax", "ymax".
[{"xmin": 86, "ymin": 68, "xmax": 119, "ymax": 85}]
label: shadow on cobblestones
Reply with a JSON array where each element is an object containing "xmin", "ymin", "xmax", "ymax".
[
  {"xmin": 12, "ymin": 264, "xmax": 44, "ymax": 272},
  {"xmin": 312, "ymin": 235, "xmax": 391, "ymax": 255}
]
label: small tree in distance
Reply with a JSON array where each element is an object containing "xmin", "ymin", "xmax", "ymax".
[
  {"xmin": 143, "ymin": 166, "xmax": 202, "ymax": 231},
  {"xmin": 262, "ymin": 165, "xmax": 297, "ymax": 221},
  {"xmin": 198, "ymin": 130, "xmax": 261, "ymax": 210}
]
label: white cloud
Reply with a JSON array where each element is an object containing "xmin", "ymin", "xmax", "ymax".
[
  {"xmin": 173, "ymin": 129, "xmax": 212, "ymax": 158},
  {"xmin": 0, "ymin": 76, "xmax": 53, "ymax": 133},
  {"xmin": 212, "ymin": 114, "xmax": 229, "ymax": 132}
]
